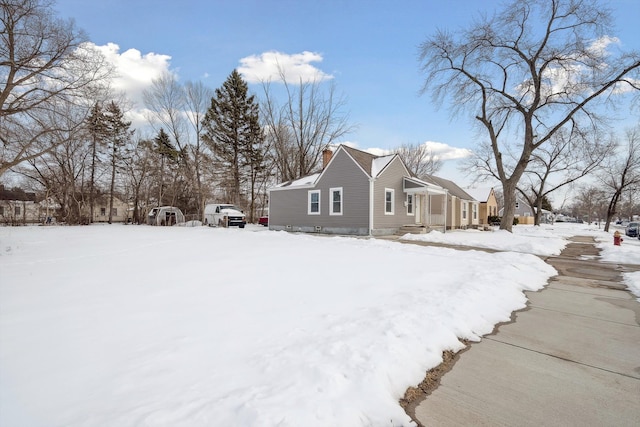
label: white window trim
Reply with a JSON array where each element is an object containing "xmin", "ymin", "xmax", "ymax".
[
  {"xmin": 308, "ymin": 190, "xmax": 321, "ymax": 215},
  {"xmin": 385, "ymin": 188, "xmax": 394, "ymax": 215},
  {"xmin": 473, "ymin": 203, "xmax": 477, "ymax": 220},
  {"xmin": 406, "ymin": 194, "xmax": 414, "ymax": 216},
  {"xmin": 329, "ymin": 187, "xmax": 343, "ymax": 216},
  {"xmin": 462, "ymin": 202, "xmax": 467, "ymax": 219}
]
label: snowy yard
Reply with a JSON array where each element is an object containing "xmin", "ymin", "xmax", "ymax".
[{"xmin": 1, "ymin": 223, "xmax": 638, "ymax": 426}]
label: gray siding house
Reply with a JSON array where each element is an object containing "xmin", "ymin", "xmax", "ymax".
[
  {"xmin": 268, "ymin": 145, "xmax": 447, "ymax": 236},
  {"xmin": 422, "ymin": 176, "xmax": 480, "ymax": 229}
]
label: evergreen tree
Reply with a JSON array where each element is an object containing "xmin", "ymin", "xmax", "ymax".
[
  {"xmin": 202, "ymin": 70, "xmax": 264, "ymax": 206},
  {"xmin": 103, "ymin": 101, "xmax": 132, "ymax": 224},
  {"xmin": 153, "ymin": 128, "xmax": 179, "ymax": 206},
  {"xmin": 86, "ymin": 102, "xmax": 107, "ymax": 223}
]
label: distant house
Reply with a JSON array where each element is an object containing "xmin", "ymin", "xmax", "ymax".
[
  {"xmin": 466, "ymin": 187, "xmax": 499, "ymax": 226},
  {"xmin": 424, "ymin": 176, "xmax": 480, "ymax": 229},
  {"xmin": 267, "ymin": 145, "xmax": 448, "ymax": 236},
  {"xmin": 0, "ymin": 185, "xmax": 39, "ymax": 224},
  {"xmin": 91, "ymin": 195, "xmax": 130, "ymax": 223},
  {"xmin": 498, "ymin": 195, "xmax": 553, "ymax": 225}
]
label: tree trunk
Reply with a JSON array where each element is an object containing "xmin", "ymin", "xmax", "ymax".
[
  {"xmin": 604, "ymin": 190, "xmax": 621, "ymax": 232},
  {"xmin": 501, "ymin": 178, "xmax": 518, "ymax": 232}
]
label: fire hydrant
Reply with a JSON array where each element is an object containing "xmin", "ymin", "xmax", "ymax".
[{"xmin": 613, "ymin": 230, "xmax": 623, "ymax": 246}]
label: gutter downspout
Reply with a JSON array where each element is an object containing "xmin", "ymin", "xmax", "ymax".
[
  {"xmin": 444, "ymin": 190, "xmax": 448, "ymax": 233},
  {"xmin": 369, "ymin": 177, "xmax": 374, "ymax": 236}
]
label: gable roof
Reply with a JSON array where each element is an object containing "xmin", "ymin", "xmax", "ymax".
[
  {"xmin": 341, "ymin": 145, "xmax": 397, "ymax": 178},
  {"xmin": 271, "ymin": 145, "xmax": 401, "ymax": 191},
  {"xmin": 465, "ymin": 187, "xmax": 494, "ymax": 203},
  {"xmin": 422, "ymin": 175, "xmax": 476, "ymax": 201}
]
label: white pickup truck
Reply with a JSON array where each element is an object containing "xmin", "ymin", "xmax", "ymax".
[{"xmin": 203, "ymin": 204, "xmax": 246, "ymax": 228}]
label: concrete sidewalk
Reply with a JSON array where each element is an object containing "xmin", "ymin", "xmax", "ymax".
[{"xmin": 412, "ymin": 236, "xmax": 640, "ymax": 426}]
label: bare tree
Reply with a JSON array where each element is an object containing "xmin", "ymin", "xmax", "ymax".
[
  {"xmin": 1, "ymin": 0, "xmax": 112, "ymax": 175},
  {"xmin": 18, "ymin": 100, "xmax": 91, "ymax": 224},
  {"xmin": 572, "ymin": 185, "xmax": 609, "ymax": 225},
  {"xmin": 419, "ymin": 0, "xmax": 640, "ymax": 231},
  {"xmin": 600, "ymin": 126, "xmax": 640, "ymax": 231},
  {"xmin": 144, "ymin": 73, "xmax": 216, "ymax": 216},
  {"xmin": 259, "ymin": 68, "xmax": 355, "ymax": 181},
  {"xmin": 183, "ymin": 80, "xmax": 213, "ymax": 218},
  {"xmin": 394, "ymin": 142, "xmax": 442, "ymax": 178},
  {"xmin": 122, "ymin": 134, "xmax": 153, "ymax": 224}
]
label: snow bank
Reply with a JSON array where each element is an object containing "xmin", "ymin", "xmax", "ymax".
[{"xmin": 401, "ymin": 225, "xmax": 568, "ymax": 256}]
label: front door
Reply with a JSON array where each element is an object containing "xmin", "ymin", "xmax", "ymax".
[{"xmin": 415, "ymin": 194, "xmax": 421, "ymax": 225}]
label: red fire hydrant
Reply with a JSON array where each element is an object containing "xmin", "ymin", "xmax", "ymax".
[{"xmin": 613, "ymin": 230, "xmax": 623, "ymax": 246}]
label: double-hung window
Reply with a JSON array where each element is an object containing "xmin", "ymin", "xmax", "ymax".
[
  {"xmin": 308, "ymin": 190, "xmax": 320, "ymax": 215},
  {"xmin": 330, "ymin": 187, "xmax": 343, "ymax": 215},
  {"xmin": 473, "ymin": 203, "xmax": 477, "ymax": 220},
  {"xmin": 385, "ymin": 189, "xmax": 394, "ymax": 215},
  {"xmin": 406, "ymin": 194, "xmax": 414, "ymax": 215},
  {"xmin": 462, "ymin": 202, "xmax": 467, "ymax": 220}
]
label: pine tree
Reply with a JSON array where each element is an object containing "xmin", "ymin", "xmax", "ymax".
[
  {"xmin": 86, "ymin": 102, "xmax": 107, "ymax": 223},
  {"xmin": 103, "ymin": 101, "xmax": 132, "ymax": 224},
  {"xmin": 153, "ymin": 128, "xmax": 179, "ymax": 206},
  {"xmin": 202, "ymin": 70, "xmax": 264, "ymax": 207}
]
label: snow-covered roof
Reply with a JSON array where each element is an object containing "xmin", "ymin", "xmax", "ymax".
[
  {"xmin": 465, "ymin": 187, "xmax": 493, "ymax": 203},
  {"xmin": 371, "ymin": 155, "xmax": 396, "ymax": 178},
  {"xmin": 423, "ymin": 175, "xmax": 475, "ymax": 200},
  {"xmin": 273, "ymin": 173, "xmax": 320, "ymax": 189}
]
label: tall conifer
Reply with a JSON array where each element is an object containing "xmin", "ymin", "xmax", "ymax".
[{"xmin": 202, "ymin": 70, "xmax": 264, "ymax": 206}]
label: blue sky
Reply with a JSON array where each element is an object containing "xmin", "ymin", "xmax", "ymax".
[{"xmin": 54, "ymin": 0, "xmax": 640, "ymax": 187}]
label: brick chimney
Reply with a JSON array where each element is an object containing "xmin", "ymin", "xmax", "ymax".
[{"xmin": 322, "ymin": 148, "xmax": 333, "ymax": 169}]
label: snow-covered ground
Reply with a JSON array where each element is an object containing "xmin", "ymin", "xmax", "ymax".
[{"xmin": 0, "ymin": 222, "xmax": 638, "ymax": 426}]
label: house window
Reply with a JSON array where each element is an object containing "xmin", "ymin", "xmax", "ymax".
[
  {"xmin": 462, "ymin": 202, "xmax": 467, "ymax": 219},
  {"xmin": 14, "ymin": 206, "xmax": 21, "ymax": 216},
  {"xmin": 111, "ymin": 208, "xmax": 118, "ymax": 216},
  {"xmin": 385, "ymin": 189, "xmax": 394, "ymax": 215},
  {"xmin": 100, "ymin": 207, "xmax": 106, "ymax": 216},
  {"xmin": 406, "ymin": 194, "xmax": 414, "ymax": 215},
  {"xmin": 308, "ymin": 190, "xmax": 320, "ymax": 215},
  {"xmin": 473, "ymin": 204, "xmax": 477, "ymax": 220},
  {"xmin": 515, "ymin": 202, "xmax": 519, "ymax": 209},
  {"xmin": 330, "ymin": 187, "xmax": 343, "ymax": 215},
  {"xmin": 0, "ymin": 206, "xmax": 4, "ymax": 216}
]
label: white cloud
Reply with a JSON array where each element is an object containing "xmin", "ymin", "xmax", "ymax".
[
  {"xmin": 519, "ymin": 36, "xmax": 635, "ymax": 100},
  {"xmin": 587, "ymin": 35, "xmax": 619, "ymax": 57},
  {"xmin": 423, "ymin": 141, "xmax": 473, "ymax": 160},
  {"xmin": 90, "ymin": 42, "xmax": 173, "ymax": 107},
  {"xmin": 238, "ymin": 51, "xmax": 333, "ymax": 84},
  {"xmin": 342, "ymin": 141, "xmax": 473, "ymax": 161}
]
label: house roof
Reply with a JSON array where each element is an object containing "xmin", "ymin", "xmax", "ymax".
[
  {"xmin": 271, "ymin": 145, "xmax": 399, "ymax": 190},
  {"xmin": 403, "ymin": 176, "xmax": 448, "ymax": 195},
  {"xmin": 0, "ymin": 185, "xmax": 37, "ymax": 202},
  {"xmin": 465, "ymin": 187, "xmax": 494, "ymax": 203},
  {"xmin": 274, "ymin": 173, "xmax": 321, "ymax": 189},
  {"xmin": 423, "ymin": 175, "xmax": 476, "ymax": 201},
  {"xmin": 341, "ymin": 145, "xmax": 396, "ymax": 178}
]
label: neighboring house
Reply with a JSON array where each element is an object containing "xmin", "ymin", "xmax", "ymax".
[
  {"xmin": 424, "ymin": 176, "xmax": 480, "ymax": 229},
  {"xmin": 268, "ymin": 145, "xmax": 448, "ymax": 236},
  {"xmin": 0, "ymin": 185, "xmax": 39, "ymax": 224},
  {"xmin": 91, "ymin": 195, "xmax": 130, "ymax": 223},
  {"xmin": 466, "ymin": 187, "xmax": 499, "ymax": 226},
  {"xmin": 498, "ymin": 195, "xmax": 554, "ymax": 225}
]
